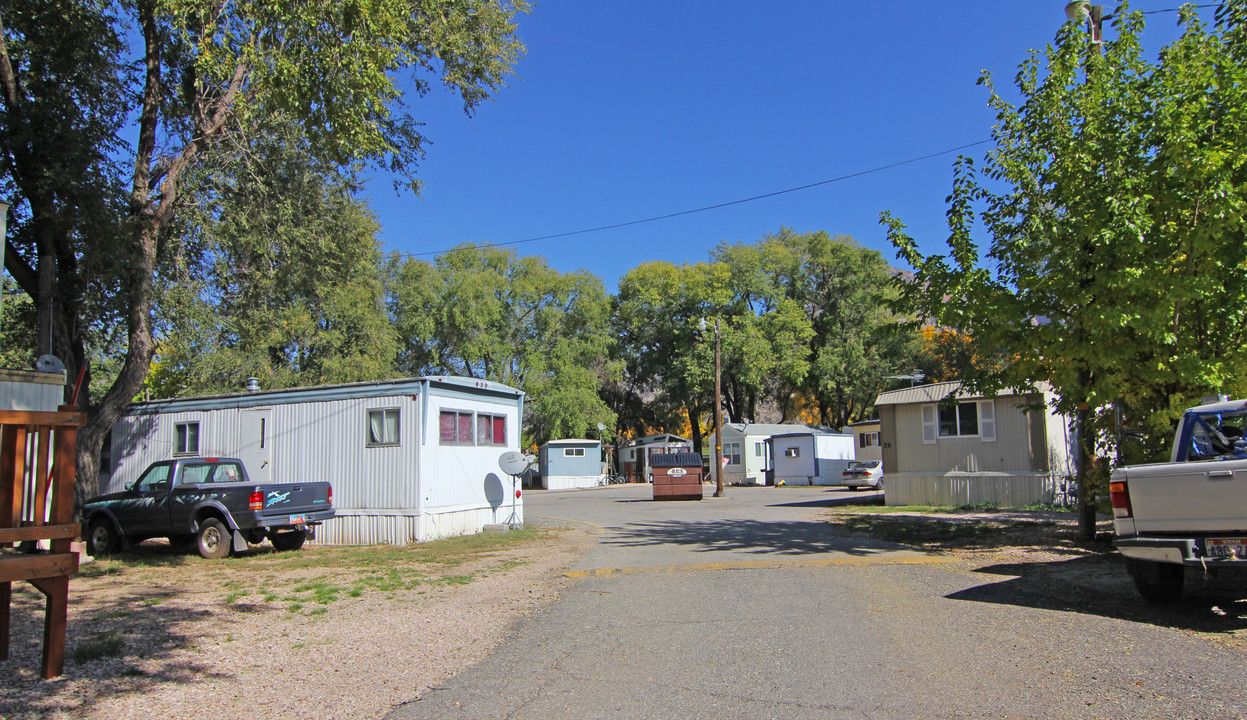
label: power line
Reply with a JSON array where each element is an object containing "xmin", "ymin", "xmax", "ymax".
[
  {"xmin": 1139, "ymin": 3, "xmax": 1218, "ymax": 14},
  {"xmin": 401, "ymin": 139, "xmax": 995, "ymax": 258}
]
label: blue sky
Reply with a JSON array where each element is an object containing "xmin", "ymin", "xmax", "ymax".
[{"xmin": 367, "ymin": 1, "xmax": 1211, "ymax": 291}]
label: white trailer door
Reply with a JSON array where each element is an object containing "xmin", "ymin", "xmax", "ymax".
[{"xmin": 239, "ymin": 408, "xmax": 273, "ymax": 483}]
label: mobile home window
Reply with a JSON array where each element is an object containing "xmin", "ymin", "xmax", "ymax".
[
  {"xmin": 439, "ymin": 410, "xmax": 475, "ymax": 445},
  {"xmin": 477, "ymin": 414, "xmax": 507, "ymax": 446},
  {"xmin": 723, "ymin": 441, "xmax": 742, "ymax": 466},
  {"xmin": 754, "ymin": 442, "xmax": 764, "ymax": 457},
  {"xmin": 938, "ymin": 402, "xmax": 979, "ymax": 437},
  {"xmin": 784, "ymin": 446, "xmax": 800, "ymax": 458},
  {"xmin": 367, "ymin": 408, "xmax": 401, "ymax": 446},
  {"xmin": 859, "ymin": 432, "xmax": 878, "ymax": 448},
  {"xmin": 175, "ymin": 422, "xmax": 199, "ymax": 456},
  {"xmin": 564, "ymin": 447, "xmax": 585, "ymax": 457}
]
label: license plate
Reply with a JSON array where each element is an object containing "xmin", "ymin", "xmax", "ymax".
[
  {"xmin": 1206, "ymin": 537, "xmax": 1247, "ymax": 559},
  {"xmin": 288, "ymin": 514, "xmax": 306, "ymax": 525}
]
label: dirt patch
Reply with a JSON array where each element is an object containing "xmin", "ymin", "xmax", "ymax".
[{"xmin": 0, "ymin": 526, "xmax": 597, "ymax": 720}]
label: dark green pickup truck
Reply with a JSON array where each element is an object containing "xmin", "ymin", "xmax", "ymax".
[{"xmin": 82, "ymin": 457, "xmax": 334, "ymax": 559}]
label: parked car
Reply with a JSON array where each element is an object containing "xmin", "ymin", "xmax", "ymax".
[
  {"xmin": 82, "ymin": 457, "xmax": 334, "ymax": 559},
  {"xmin": 837, "ymin": 460, "xmax": 883, "ymax": 490},
  {"xmin": 1111, "ymin": 397, "xmax": 1247, "ymax": 603}
]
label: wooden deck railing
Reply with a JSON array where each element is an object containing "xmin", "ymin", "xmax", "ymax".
[{"xmin": 0, "ymin": 406, "xmax": 84, "ymax": 679}]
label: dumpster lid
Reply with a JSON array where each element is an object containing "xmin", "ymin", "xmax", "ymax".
[{"xmin": 650, "ymin": 452, "xmax": 703, "ymax": 468}]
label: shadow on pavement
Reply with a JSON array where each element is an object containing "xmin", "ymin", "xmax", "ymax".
[
  {"xmin": 946, "ymin": 554, "xmax": 1247, "ymax": 638},
  {"xmin": 768, "ymin": 492, "xmax": 884, "ymax": 509},
  {"xmin": 601, "ymin": 518, "xmax": 901, "ymax": 556}
]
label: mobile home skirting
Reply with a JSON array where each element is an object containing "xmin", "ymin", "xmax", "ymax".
[
  {"xmin": 884, "ymin": 472, "xmax": 1074, "ymax": 507},
  {"xmin": 317, "ymin": 504, "xmax": 526, "ymax": 545}
]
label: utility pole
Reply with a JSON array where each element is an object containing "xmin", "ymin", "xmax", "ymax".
[
  {"xmin": 712, "ymin": 318, "xmax": 724, "ymax": 498},
  {"xmin": 700, "ymin": 317, "xmax": 725, "ymax": 498},
  {"xmin": 1066, "ymin": 0, "xmax": 1106, "ymax": 541}
]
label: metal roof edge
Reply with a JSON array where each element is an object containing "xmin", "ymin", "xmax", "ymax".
[
  {"xmin": 875, "ymin": 381, "xmax": 1048, "ymax": 406},
  {"xmin": 126, "ymin": 375, "xmax": 522, "ymax": 415}
]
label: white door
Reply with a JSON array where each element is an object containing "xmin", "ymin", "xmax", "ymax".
[{"xmin": 239, "ymin": 408, "xmax": 273, "ymax": 483}]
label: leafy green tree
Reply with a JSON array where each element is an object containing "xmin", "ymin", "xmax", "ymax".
[
  {"xmin": 0, "ymin": 0, "xmax": 528, "ymax": 503},
  {"xmin": 390, "ymin": 244, "xmax": 618, "ymax": 447},
  {"xmin": 882, "ymin": 4, "xmax": 1247, "ymax": 537},
  {"xmin": 147, "ymin": 127, "xmax": 398, "ymax": 396},
  {"xmin": 613, "ymin": 260, "xmax": 725, "ymax": 452},
  {"xmin": 772, "ymin": 230, "xmax": 915, "ymax": 429}
]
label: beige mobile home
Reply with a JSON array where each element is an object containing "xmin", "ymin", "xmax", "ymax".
[
  {"xmin": 875, "ymin": 381, "xmax": 1074, "ymax": 507},
  {"xmin": 847, "ymin": 419, "xmax": 882, "ymax": 464}
]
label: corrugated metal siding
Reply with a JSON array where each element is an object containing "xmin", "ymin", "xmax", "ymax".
[
  {"xmin": 0, "ymin": 377, "xmax": 64, "ymax": 411},
  {"xmin": 314, "ymin": 513, "xmax": 422, "ymax": 546},
  {"xmin": 544, "ymin": 474, "xmax": 603, "ymax": 490},
  {"xmin": 884, "ymin": 472, "xmax": 1075, "ymax": 507},
  {"xmin": 270, "ymin": 395, "xmax": 422, "ymax": 512}
]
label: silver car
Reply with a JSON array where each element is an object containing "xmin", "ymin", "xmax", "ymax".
[{"xmin": 838, "ymin": 460, "xmax": 883, "ymax": 490}]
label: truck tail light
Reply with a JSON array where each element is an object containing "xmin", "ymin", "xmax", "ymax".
[
  {"xmin": 1109, "ymin": 481, "xmax": 1132, "ymax": 519},
  {"xmin": 328, "ymin": 486, "xmax": 333, "ymax": 505},
  {"xmin": 250, "ymin": 491, "xmax": 264, "ymax": 511}
]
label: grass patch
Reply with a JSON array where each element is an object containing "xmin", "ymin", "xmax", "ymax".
[
  {"xmin": 71, "ymin": 630, "xmax": 126, "ymax": 662},
  {"xmin": 82, "ymin": 526, "xmax": 552, "ymax": 616},
  {"xmin": 838, "ymin": 514, "xmax": 1006, "ymax": 546}
]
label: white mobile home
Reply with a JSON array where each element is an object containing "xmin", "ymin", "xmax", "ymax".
[
  {"xmin": 767, "ymin": 431, "xmax": 856, "ymax": 486},
  {"xmin": 103, "ymin": 376, "xmax": 525, "ymax": 545},
  {"xmin": 874, "ymin": 381, "xmax": 1074, "ymax": 507},
  {"xmin": 709, "ymin": 423, "xmax": 838, "ymax": 486}
]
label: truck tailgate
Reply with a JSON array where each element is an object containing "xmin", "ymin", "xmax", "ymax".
[
  {"xmin": 258, "ymin": 483, "xmax": 332, "ymax": 518},
  {"xmin": 1121, "ymin": 461, "xmax": 1247, "ymax": 533}
]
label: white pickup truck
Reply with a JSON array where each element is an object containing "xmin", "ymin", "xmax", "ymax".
[{"xmin": 1111, "ymin": 397, "xmax": 1247, "ymax": 603}]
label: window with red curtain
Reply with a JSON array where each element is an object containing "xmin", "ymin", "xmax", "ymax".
[{"xmin": 456, "ymin": 412, "xmax": 473, "ymax": 443}]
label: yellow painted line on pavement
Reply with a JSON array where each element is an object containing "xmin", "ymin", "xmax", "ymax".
[{"xmin": 563, "ymin": 552, "xmax": 958, "ymax": 578}]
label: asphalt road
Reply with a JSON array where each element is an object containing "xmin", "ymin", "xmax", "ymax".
[{"xmin": 388, "ymin": 484, "xmax": 1247, "ymax": 720}]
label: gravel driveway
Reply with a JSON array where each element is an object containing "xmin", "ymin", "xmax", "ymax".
[{"xmin": 0, "ymin": 528, "xmax": 596, "ymax": 720}]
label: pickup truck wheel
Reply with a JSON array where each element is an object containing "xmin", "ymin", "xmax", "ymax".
[
  {"xmin": 270, "ymin": 530, "xmax": 307, "ymax": 552},
  {"xmin": 1126, "ymin": 558, "xmax": 1184, "ymax": 604},
  {"xmin": 196, "ymin": 519, "xmax": 232, "ymax": 559},
  {"xmin": 87, "ymin": 518, "xmax": 119, "ymax": 556}
]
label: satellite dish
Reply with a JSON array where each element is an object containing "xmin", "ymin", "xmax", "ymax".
[
  {"xmin": 35, "ymin": 355, "xmax": 65, "ymax": 374},
  {"xmin": 498, "ymin": 451, "xmax": 531, "ymax": 476},
  {"xmin": 483, "ymin": 473, "xmax": 505, "ymax": 509},
  {"xmin": 596, "ymin": 422, "xmax": 606, "ymax": 432}
]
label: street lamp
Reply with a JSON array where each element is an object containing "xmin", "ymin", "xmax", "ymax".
[
  {"xmin": 1065, "ymin": 2, "xmax": 1106, "ymax": 45},
  {"xmin": 698, "ymin": 317, "xmax": 725, "ymax": 498}
]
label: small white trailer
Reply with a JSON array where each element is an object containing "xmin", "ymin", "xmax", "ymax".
[{"xmin": 768, "ymin": 431, "xmax": 856, "ymax": 486}]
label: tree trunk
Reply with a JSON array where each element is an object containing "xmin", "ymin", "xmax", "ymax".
[{"xmin": 1076, "ymin": 402, "xmax": 1098, "ymax": 541}]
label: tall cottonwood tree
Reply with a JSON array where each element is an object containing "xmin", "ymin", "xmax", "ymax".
[
  {"xmin": 0, "ymin": 0, "xmax": 528, "ymax": 504},
  {"xmin": 147, "ymin": 126, "xmax": 398, "ymax": 396},
  {"xmin": 882, "ymin": 3, "xmax": 1247, "ymax": 538},
  {"xmin": 389, "ymin": 244, "xmax": 618, "ymax": 447}
]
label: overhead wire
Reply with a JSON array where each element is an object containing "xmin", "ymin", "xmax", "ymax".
[
  {"xmin": 401, "ymin": 139, "xmax": 994, "ymax": 258},
  {"xmin": 396, "ymin": 3, "xmax": 1219, "ymax": 260}
]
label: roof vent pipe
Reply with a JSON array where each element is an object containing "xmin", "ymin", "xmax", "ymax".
[{"xmin": 245, "ymin": 377, "xmax": 261, "ymax": 393}]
